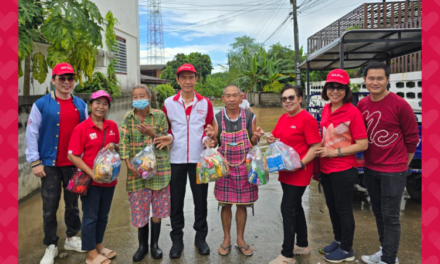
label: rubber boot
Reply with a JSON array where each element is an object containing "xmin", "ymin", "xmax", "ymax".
[
  {"xmin": 150, "ymin": 218, "xmax": 163, "ymax": 259},
  {"xmin": 133, "ymin": 224, "xmax": 149, "ymax": 262}
]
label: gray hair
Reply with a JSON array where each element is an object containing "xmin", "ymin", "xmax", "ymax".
[
  {"xmin": 132, "ymin": 84, "xmax": 152, "ymax": 98},
  {"xmin": 223, "ymin": 84, "xmax": 242, "ymax": 95}
]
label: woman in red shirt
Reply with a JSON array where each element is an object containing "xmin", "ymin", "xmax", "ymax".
[
  {"xmin": 267, "ymin": 84, "xmax": 321, "ymax": 264},
  {"xmin": 68, "ymin": 90, "xmax": 120, "ymax": 264},
  {"xmin": 315, "ymin": 69, "xmax": 368, "ymax": 263}
]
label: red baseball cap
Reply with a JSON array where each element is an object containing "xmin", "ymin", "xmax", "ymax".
[
  {"xmin": 52, "ymin": 62, "xmax": 76, "ymax": 75},
  {"xmin": 91, "ymin": 90, "xmax": 112, "ymax": 103},
  {"xmin": 176, "ymin": 63, "xmax": 197, "ymax": 75},
  {"xmin": 325, "ymin": 69, "xmax": 350, "ymax": 85}
]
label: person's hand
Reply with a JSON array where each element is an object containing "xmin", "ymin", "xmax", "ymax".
[
  {"xmin": 282, "ymin": 168, "xmax": 299, "ymax": 173},
  {"xmin": 104, "ymin": 143, "xmax": 116, "ymax": 151},
  {"xmin": 128, "ymin": 165, "xmax": 139, "ymax": 176},
  {"xmin": 154, "ymin": 135, "xmax": 173, "ymax": 150},
  {"xmin": 137, "ymin": 123, "xmax": 155, "ymax": 138},
  {"xmin": 253, "ymin": 126, "xmax": 264, "ymax": 141},
  {"xmin": 267, "ymin": 133, "xmax": 276, "ymax": 144},
  {"xmin": 32, "ymin": 165, "xmax": 46, "ymax": 178},
  {"xmin": 315, "ymin": 147, "xmax": 337, "ymax": 158},
  {"xmin": 204, "ymin": 138, "xmax": 216, "ymax": 148},
  {"xmin": 204, "ymin": 124, "xmax": 215, "ymax": 138}
]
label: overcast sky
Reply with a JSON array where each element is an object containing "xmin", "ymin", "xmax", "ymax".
[{"xmin": 138, "ymin": 0, "xmax": 385, "ymax": 73}]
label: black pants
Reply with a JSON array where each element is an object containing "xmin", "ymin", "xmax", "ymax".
[
  {"xmin": 41, "ymin": 166, "xmax": 81, "ymax": 246},
  {"xmin": 320, "ymin": 167, "xmax": 357, "ymax": 252},
  {"xmin": 365, "ymin": 167, "xmax": 406, "ymax": 264},
  {"xmin": 170, "ymin": 163, "xmax": 209, "ymax": 242},
  {"xmin": 280, "ymin": 183, "xmax": 308, "ymax": 258}
]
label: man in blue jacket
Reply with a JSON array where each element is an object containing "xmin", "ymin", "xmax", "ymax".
[{"xmin": 25, "ymin": 62, "xmax": 88, "ymax": 264}]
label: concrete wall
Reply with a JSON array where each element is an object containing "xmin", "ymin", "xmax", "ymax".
[
  {"xmin": 245, "ymin": 92, "xmax": 281, "ymax": 108},
  {"xmin": 18, "ymin": 94, "xmax": 133, "ymax": 200},
  {"xmin": 18, "ymin": 0, "xmax": 140, "ymax": 95}
]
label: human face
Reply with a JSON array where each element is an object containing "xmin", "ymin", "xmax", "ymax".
[
  {"xmin": 90, "ymin": 97, "xmax": 109, "ymax": 119},
  {"xmin": 222, "ymin": 86, "xmax": 242, "ymax": 111},
  {"xmin": 281, "ymin": 88, "xmax": 302, "ymax": 115},
  {"xmin": 132, "ymin": 88, "xmax": 150, "ymax": 101},
  {"xmin": 326, "ymin": 82, "xmax": 346, "ymax": 106},
  {"xmin": 364, "ymin": 69, "xmax": 389, "ymax": 97},
  {"xmin": 51, "ymin": 74, "xmax": 75, "ymax": 95},
  {"xmin": 176, "ymin": 72, "xmax": 198, "ymax": 93}
]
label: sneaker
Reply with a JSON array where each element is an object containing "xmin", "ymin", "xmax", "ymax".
[
  {"xmin": 319, "ymin": 240, "xmax": 340, "ymax": 255},
  {"xmin": 293, "ymin": 244, "xmax": 310, "ymax": 255},
  {"xmin": 269, "ymin": 254, "xmax": 296, "ymax": 264},
  {"xmin": 324, "ymin": 248, "xmax": 355, "ymax": 263},
  {"xmin": 40, "ymin": 245, "xmax": 58, "ymax": 264},
  {"xmin": 64, "ymin": 236, "xmax": 86, "ymax": 253},
  {"xmin": 361, "ymin": 247, "xmax": 399, "ymax": 264}
]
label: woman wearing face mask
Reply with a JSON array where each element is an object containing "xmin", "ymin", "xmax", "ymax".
[
  {"xmin": 315, "ymin": 69, "xmax": 368, "ymax": 263},
  {"xmin": 119, "ymin": 84, "xmax": 173, "ymax": 262},
  {"xmin": 68, "ymin": 90, "xmax": 119, "ymax": 264},
  {"xmin": 267, "ymin": 84, "xmax": 321, "ymax": 264}
]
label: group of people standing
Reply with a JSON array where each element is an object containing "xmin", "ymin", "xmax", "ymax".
[{"xmin": 25, "ymin": 61, "xmax": 418, "ymax": 264}]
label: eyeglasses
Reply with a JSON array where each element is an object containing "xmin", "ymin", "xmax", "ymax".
[
  {"xmin": 326, "ymin": 85, "xmax": 346, "ymax": 92},
  {"xmin": 281, "ymin": 95, "xmax": 295, "ymax": 102},
  {"xmin": 57, "ymin": 76, "xmax": 75, "ymax": 82}
]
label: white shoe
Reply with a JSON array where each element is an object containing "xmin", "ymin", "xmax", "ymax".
[
  {"xmin": 40, "ymin": 245, "xmax": 58, "ymax": 264},
  {"xmin": 362, "ymin": 247, "xmax": 399, "ymax": 264},
  {"xmin": 64, "ymin": 236, "xmax": 86, "ymax": 253}
]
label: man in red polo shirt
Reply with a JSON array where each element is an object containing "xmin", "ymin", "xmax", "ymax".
[
  {"xmin": 161, "ymin": 63, "xmax": 214, "ymax": 258},
  {"xmin": 358, "ymin": 63, "xmax": 419, "ymax": 264}
]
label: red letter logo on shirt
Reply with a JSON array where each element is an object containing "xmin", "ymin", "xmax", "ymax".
[{"xmin": 363, "ymin": 110, "xmax": 398, "ymax": 147}]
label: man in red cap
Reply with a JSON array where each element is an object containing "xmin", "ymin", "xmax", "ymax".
[
  {"xmin": 26, "ymin": 62, "xmax": 88, "ymax": 264},
  {"xmin": 160, "ymin": 63, "xmax": 214, "ymax": 258}
]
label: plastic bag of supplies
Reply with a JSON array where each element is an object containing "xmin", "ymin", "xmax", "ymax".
[
  {"xmin": 131, "ymin": 143, "xmax": 157, "ymax": 180},
  {"xmin": 246, "ymin": 144, "xmax": 270, "ymax": 186},
  {"xmin": 264, "ymin": 140, "xmax": 301, "ymax": 172},
  {"xmin": 196, "ymin": 147, "xmax": 229, "ymax": 184},
  {"xmin": 93, "ymin": 149, "xmax": 121, "ymax": 183}
]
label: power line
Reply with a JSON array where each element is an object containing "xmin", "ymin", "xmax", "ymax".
[
  {"xmin": 263, "ymin": 12, "xmax": 292, "ymax": 45},
  {"xmin": 254, "ymin": 0, "xmax": 285, "ymax": 41}
]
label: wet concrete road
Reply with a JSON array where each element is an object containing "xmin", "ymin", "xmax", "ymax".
[{"xmin": 19, "ymin": 103, "xmax": 421, "ymax": 263}]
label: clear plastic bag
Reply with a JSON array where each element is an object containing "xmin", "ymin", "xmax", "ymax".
[
  {"xmin": 196, "ymin": 147, "xmax": 229, "ymax": 184},
  {"xmin": 93, "ymin": 149, "xmax": 121, "ymax": 183},
  {"xmin": 131, "ymin": 143, "xmax": 157, "ymax": 180},
  {"xmin": 247, "ymin": 144, "xmax": 270, "ymax": 186},
  {"xmin": 264, "ymin": 140, "xmax": 301, "ymax": 172}
]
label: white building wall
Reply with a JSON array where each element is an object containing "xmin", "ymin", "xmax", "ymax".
[{"xmin": 18, "ymin": 0, "xmax": 140, "ymax": 95}]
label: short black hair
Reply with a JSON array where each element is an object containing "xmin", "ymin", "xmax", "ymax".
[
  {"xmin": 52, "ymin": 74, "xmax": 75, "ymax": 80},
  {"xmin": 281, "ymin": 84, "xmax": 303, "ymax": 99},
  {"xmin": 89, "ymin": 97, "xmax": 111, "ymax": 108},
  {"xmin": 363, "ymin": 62, "xmax": 390, "ymax": 78},
  {"xmin": 321, "ymin": 82, "xmax": 353, "ymax": 104}
]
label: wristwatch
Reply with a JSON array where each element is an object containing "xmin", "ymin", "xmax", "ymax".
[
  {"xmin": 300, "ymin": 161, "xmax": 305, "ymax": 169},
  {"xmin": 338, "ymin": 147, "xmax": 342, "ymax": 157}
]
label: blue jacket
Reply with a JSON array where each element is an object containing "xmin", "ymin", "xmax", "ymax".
[{"xmin": 25, "ymin": 91, "xmax": 88, "ymax": 167}]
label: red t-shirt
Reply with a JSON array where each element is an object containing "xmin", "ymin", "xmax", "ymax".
[
  {"xmin": 68, "ymin": 117, "xmax": 120, "ymax": 187},
  {"xmin": 56, "ymin": 97, "xmax": 80, "ymax": 166},
  {"xmin": 319, "ymin": 102, "xmax": 367, "ymax": 174},
  {"xmin": 272, "ymin": 110, "xmax": 321, "ymax": 186},
  {"xmin": 357, "ymin": 92, "xmax": 419, "ymax": 172}
]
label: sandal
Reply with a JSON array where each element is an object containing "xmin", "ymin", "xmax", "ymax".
[
  {"xmin": 218, "ymin": 244, "xmax": 232, "ymax": 256},
  {"xmin": 99, "ymin": 248, "xmax": 116, "ymax": 259},
  {"xmin": 235, "ymin": 243, "xmax": 253, "ymax": 256},
  {"xmin": 85, "ymin": 254, "xmax": 111, "ymax": 264}
]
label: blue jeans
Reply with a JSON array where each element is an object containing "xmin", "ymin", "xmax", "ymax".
[
  {"xmin": 364, "ymin": 167, "xmax": 406, "ymax": 264},
  {"xmin": 80, "ymin": 185, "xmax": 115, "ymax": 251},
  {"xmin": 320, "ymin": 167, "xmax": 357, "ymax": 252}
]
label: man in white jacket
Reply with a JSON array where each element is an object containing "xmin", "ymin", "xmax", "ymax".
[{"xmin": 161, "ymin": 63, "xmax": 214, "ymax": 258}]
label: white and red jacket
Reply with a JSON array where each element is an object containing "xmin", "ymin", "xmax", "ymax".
[{"xmin": 163, "ymin": 91, "xmax": 214, "ymax": 164}]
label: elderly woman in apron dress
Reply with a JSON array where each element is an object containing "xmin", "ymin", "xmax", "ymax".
[{"xmin": 205, "ymin": 84, "xmax": 264, "ymax": 257}]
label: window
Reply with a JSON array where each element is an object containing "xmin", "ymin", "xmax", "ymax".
[
  {"xmin": 406, "ymin": 92, "xmax": 415, "ymax": 99},
  {"xmin": 396, "ymin": 92, "xmax": 405, "ymax": 98},
  {"xmin": 114, "ymin": 36, "xmax": 127, "ymax": 74},
  {"xmin": 396, "ymin": 82, "xmax": 404, "ymax": 88}
]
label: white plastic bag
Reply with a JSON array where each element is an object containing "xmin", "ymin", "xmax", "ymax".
[
  {"xmin": 264, "ymin": 140, "xmax": 301, "ymax": 172},
  {"xmin": 131, "ymin": 143, "xmax": 157, "ymax": 180},
  {"xmin": 196, "ymin": 147, "xmax": 229, "ymax": 184},
  {"xmin": 246, "ymin": 144, "xmax": 269, "ymax": 186},
  {"xmin": 93, "ymin": 149, "xmax": 121, "ymax": 183}
]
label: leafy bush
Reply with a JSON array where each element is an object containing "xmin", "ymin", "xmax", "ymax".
[
  {"xmin": 74, "ymin": 72, "xmax": 121, "ymax": 97},
  {"xmin": 153, "ymin": 84, "xmax": 175, "ymax": 109},
  {"xmin": 263, "ymin": 81, "xmax": 284, "ymax": 93}
]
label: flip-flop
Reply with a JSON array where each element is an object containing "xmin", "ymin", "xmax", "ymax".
[
  {"xmin": 218, "ymin": 244, "xmax": 232, "ymax": 256},
  {"xmin": 99, "ymin": 248, "xmax": 116, "ymax": 259},
  {"xmin": 85, "ymin": 254, "xmax": 111, "ymax": 264},
  {"xmin": 235, "ymin": 243, "xmax": 253, "ymax": 256}
]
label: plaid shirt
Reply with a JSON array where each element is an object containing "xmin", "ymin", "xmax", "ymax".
[{"xmin": 120, "ymin": 108, "xmax": 171, "ymax": 192}]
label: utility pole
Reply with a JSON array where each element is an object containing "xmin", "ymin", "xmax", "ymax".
[{"xmin": 291, "ymin": 0, "xmax": 301, "ymax": 86}]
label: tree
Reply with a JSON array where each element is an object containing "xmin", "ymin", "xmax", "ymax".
[
  {"xmin": 18, "ymin": 0, "xmax": 113, "ymax": 95},
  {"xmin": 160, "ymin": 53, "xmax": 213, "ymax": 90},
  {"xmin": 228, "ymin": 35, "xmax": 261, "ymax": 79},
  {"xmin": 195, "ymin": 72, "xmax": 229, "ymax": 98}
]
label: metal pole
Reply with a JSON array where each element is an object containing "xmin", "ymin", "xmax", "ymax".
[
  {"xmin": 339, "ymin": 42, "xmax": 345, "ymax": 69},
  {"xmin": 306, "ymin": 63, "xmax": 310, "ymax": 109},
  {"xmin": 291, "ymin": 0, "xmax": 301, "ymax": 85}
]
